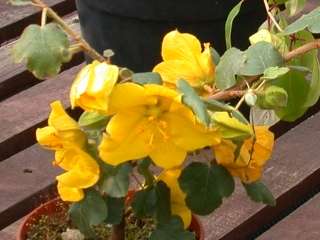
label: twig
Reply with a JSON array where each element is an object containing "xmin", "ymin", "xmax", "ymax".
[
  {"xmin": 208, "ymin": 38, "xmax": 320, "ymax": 102},
  {"xmin": 263, "ymin": 0, "xmax": 283, "ymax": 32},
  {"xmin": 283, "ymin": 39, "xmax": 320, "ymax": 61},
  {"xmin": 31, "ymin": 0, "xmax": 105, "ymax": 62},
  {"xmin": 41, "ymin": 8, "xmax": 48, "ymax": 27}
]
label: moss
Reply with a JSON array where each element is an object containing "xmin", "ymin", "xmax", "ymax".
[{"xmin": 26, "ymin": 208, "xmax": 155, "ymax": 240}]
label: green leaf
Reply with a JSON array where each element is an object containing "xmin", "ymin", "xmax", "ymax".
[
  {"xmin": 273, "ymin": 31, "xmax": 319, "ymax": 121},
  {"xmin": 243, "ymin": 181, "xmax": 276, "ymax": 206},
  {"xmin": 205, "ymin": 99, "xmax": 249, "ymax": 124},
  {"xmin": 177, "ymin": 79, "xmax": 210, "ymax": 126},
  {"xmin": 69, "ymin": 189, "xmax": 108, "ymax": 237},
  {"xmin": 104, "ymin": 197, "xmax": 125, "ymax": 225},
  {"xmin": 262, "ymin": 66, "xmax": 290, "ymax": 80},
  {"xmin": 285, "ymin": 0, "xmax": 307, "ymax": 17},
  {"xmin": 257, "ymin": 86, "xmax": 288, "ymax": 109},
  {"xmin": 78, "ymin": 111, "xmax": 109, "ymax": 129},
  {"xmin": 225, "ymin": 0, "xmax": 244, "ymax": 49},
  {"xmin": 240, "ymin": 42, "xmax": 284, "ymax": 76},
  {"xmin": 150, "ymin": 217, "xmax": 195, "ymax": 240},
  {"xmin": 210, "ymin": 47, "xmax": 220, "ymax": 65},
  {"xmin": 178, "ymin": 163, "xmax": 235, "ymax": 215},
  {"xmin": 215, "ymin": 48, "xmax": 246, "ymax": 90},
  {"xmin": 132, "ymin": 72, "xmax": 162, "ymax": 85},
  {"xmin": 283, "ymin": 6, "xmax": 320, "ymax": 34},
  {"xmin": 155, "ymin": 181, "xmax": 171, "ymax": 224},
  {"xmin": 12, "ymin": 23, "xmax": 71, "ymax": 79},
  {"xmin": 99, "ymin": 163, "xmax": 132, "ymax": 198},
  {"xmin": 132, "ymin": 187, "xmax": 157, "ymax": 218},
  {"xmin": 138, "ymin": 158, "xmax": 155, "ymax": 186},
  {"xmin": 211, "ymin": 112, "xmax": 252, "ymax": 141},
  {"xmin": 9, "ymin": 0, "xmax": 32, "ymax": 5}
]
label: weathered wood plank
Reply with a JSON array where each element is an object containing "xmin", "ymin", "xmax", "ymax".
[
  {"xmin": 0, "ymin": 64, "xmax": 82, "ymax": 162},
  {"xmin": 0, "ymin": 13, "xmax": 83, "ymax": 101},
  {"xmin": 0, "ymin": 0, "xmax": 76, "ymax": 45},
  {"xmin": 258, "ymin": 193, "xmax": 320, "ymax": 240},
  {"xmin": 0, "ymin": 219, "xmax": 22, "ymax": 240},
  {"xmin": 201, "ymin": 110, "xmax": 320, "ymax": 240},
  {"xmin": 0, "ymin": 144, "xmax": 59, "ymax": 230}
]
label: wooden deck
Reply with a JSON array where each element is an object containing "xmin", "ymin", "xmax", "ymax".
[{"xmin": 0, "ymin": 0, "xmax": 320, "ymax": 239}]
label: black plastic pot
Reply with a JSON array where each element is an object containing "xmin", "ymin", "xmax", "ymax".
[{"xmin": 76, "ymin": 0, "xmax": 266, "ymax": 71}]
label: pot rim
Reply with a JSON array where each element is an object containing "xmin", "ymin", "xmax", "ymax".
[{"xmin": 17, "ymin": 196, "xmax": 205, "ymax": 240}]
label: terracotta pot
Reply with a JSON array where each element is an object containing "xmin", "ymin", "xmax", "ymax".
[{"xmin": 18, "ymin": 197, "xmax": 205, "ymax": 240}]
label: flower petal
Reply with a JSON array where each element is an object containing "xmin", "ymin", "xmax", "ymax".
[
  {"xmin": 57, "ymin": 182, "xmax": 84, "ymax": 202},
  {"xmin": 99, "ymin": 120, "xmax": 151, "ymax": 166},
  {"xmin": 158, "ymin": 169, "xmax": 191, "ymax": 228},
  {"xmin": 153, "ymin": 60, "xmax": 203, "ymax": 86},
  {"xmin": 36, "ymin": 126, "xmax": 63, "ymax": 150},
  {"xmin": 106, "ymin": 107, "xmax": 145, "ymax": 141},
  {"xmin": 108, "ymin": 83, "xmax": 153, "ymax": 113},
  {"xmin": 161, "ymin": 30, "xmax": 202, "ymax": 62},
  {"xmin": 164, "ymin": 113, "xmax": 220, "ymax": 151},
  {"xmin": 149, "ymin": 139, "xmax": 186, "ymax": 169},
  {"xmin": 56, "ymin": 148, "xmax": 99, "ymax": 189},
  {"xmin": 48, "ymin": 101, "xmax": 79, "ymax": 131}
]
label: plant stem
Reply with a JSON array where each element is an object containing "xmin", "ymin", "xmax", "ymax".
[
  {"xmin": 31, "ymin": 0, "xmax": 105, "ymax": 62},
  {"xmin": 208, "ymin": 38, "xmax": 320, "ymax": 102},
  {"xmin": 263, "ymin": 0, "xmax": 283, "ymax": 32},
  {"xmin": 110, "ymin": 217, "xmax": 125, "ymax": 240}
]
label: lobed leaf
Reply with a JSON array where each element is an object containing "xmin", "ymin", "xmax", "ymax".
[
  {"xmin": 12, "ymin": 23, "xmax": 71, "ymax": 79},
  {"xmin": 215, "ymin": 48, "xmax": 246, "ymax": 90},
  {"xmin": 69, "ymin": 189, "xmax": 108, "ymax": 237},
  {"xmin": 283, "ymin": 6, "xmax": 320, "ymax": 35},
  {"xmin": 104, "ymin": 197, "xmax": 125, "ymax": 225},
  {"xmin": 178, "ymin": 163, "xmax": 234, "ymax": 215},
  {"xmin": 239, "ymin": 42, "xmax": 284, "ymax": 76}
]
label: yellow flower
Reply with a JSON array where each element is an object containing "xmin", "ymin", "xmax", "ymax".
[
  {"xmin": 70, "ymin": 61, "xmax": 119, "ymax": 113},
  {"xmin": 36, "ymin": 101, "xmax": 86, "ymax": 152},
  {"xmin": 99, "ymin": 83, "xmax": 220, "ymax": 169},
  {"xmin": 56, "ymin": 147, "xmax": 100, "ymax": 202},
  {"xmin": 213, "ymin": 126, "xmax": 274, "ymax": 183},
  {"xmin": 153, "ymin": 30, "xmax": 215, "ymax": 87},
  {"xmin": 158, "ymin": 169, "xmax": 191, "ymax": 229}
]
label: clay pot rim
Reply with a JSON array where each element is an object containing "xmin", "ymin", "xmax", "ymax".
[{"xmin": 18, "ymin": 196, "xmax": 205, "ymax": 240}]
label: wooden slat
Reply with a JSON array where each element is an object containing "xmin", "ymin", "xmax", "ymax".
[
  {"xmin": 0, "ymin": 144, "xmax": 59, "ymax": 230},
  {"xmin": 201, "ymin": 110, "xmax": 320, "ymax": 240},
  {"xmin": 0, "ymin": 13, "xmax": 83, "ymax": 101},
  {"xmin": 258, "ymin": 193, "xmax": 320, "ymax": 240},
  {"xmin": 0, "ymin": 64, "xmax": 82, "ymax": 162},
  {"xmin": 0, "ymin": 0, "xmax": 76, "ymax": 45},
  {"xmin": 0, "ymin": 219, "xmax": 22, "ymax": 240}
]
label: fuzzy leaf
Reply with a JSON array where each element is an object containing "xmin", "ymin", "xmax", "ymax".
[
  {"xmin": 12, "ymin": 23, "xmax": 71, "ymax": 79},
  {"xmin": 225, "ymin": 0, "xmax": 244, "ymax": 49},
  {"xmin": 262, "ymin": 66, "xmax": 290, "ymax": 80},
  {"xmin": 283, "ymin": 6, "xmax": 320, "ymax": 34},
  {"xmin": 240, "ymin": 42, "xmax": 284, "ymax": 76},
  {"xmin": 177, "ymin": 79, "xmax": 210, "ymax": 126},
  {"xmin": 99, "ymin": 163, "xmax": 132, "ymax": 198},
  {"xmin": 178, "ymin": 163, "xmax": 234, "ymax": 215},
  {"xmin": 150, "ymin": 217, "xmax": 195, "ymax": 240},
  {"xmin": 69, "ymin": 189, "xmax": 108, "ymax": 237},
  {"xmin": 132, "ymin": 72, "xmax": 162, "ymax": 85},
  {"xmin": 79, "ymin": 111, "xmax": 109, "ymax": 129},
  {"xmin": 104, "ymin": 197, "xmax": 125, "ymax": 225},
  {"xmin": 243, "ymin": 181, "xmax": 276, "ymax": 206},
  {"xmin": 212, "ymin": 112, "xmax": 252, "ymax": 141},
  {"xmin": 215, "ymin": 48, "xmax": 246, "ymax": 90}
]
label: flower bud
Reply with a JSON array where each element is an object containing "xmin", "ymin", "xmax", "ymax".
[{"xmin": 70, "ymin": 61, "xmax": 119, "ymax": 113}]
